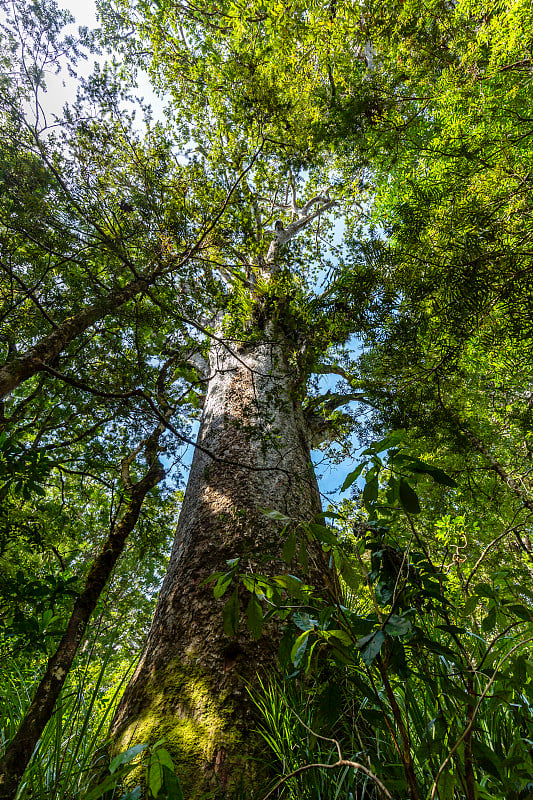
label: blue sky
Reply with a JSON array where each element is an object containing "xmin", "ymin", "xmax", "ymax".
[{"xmin": 49, "ymin": 0, "xmax": 364, "ymax": 506}]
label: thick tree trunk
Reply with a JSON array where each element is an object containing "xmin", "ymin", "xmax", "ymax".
[{"xmin": 111, "ymin": 333, "xmax": 326, "ymax": 798}]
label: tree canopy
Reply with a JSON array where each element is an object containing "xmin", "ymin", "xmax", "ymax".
[{"xmin": 1, "ymin": 0, "xmax": 533, "ymax": 798}]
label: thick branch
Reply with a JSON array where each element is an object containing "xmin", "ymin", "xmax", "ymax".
[
  {"xmin": 265, "ymin": 199, "xmax": 338, "ymax": 263},
  {"xmin": 0, "ymin": 275, "xmax": 151, "ymax": 399},
  {"xmin": 309, "ymin": 391, "xmax": 376, "ymax": 412}
]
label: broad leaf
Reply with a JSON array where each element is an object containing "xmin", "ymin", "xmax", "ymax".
[
  {"xmin": 364, "ymin": 429, "xmax": 406, "ymax": 454},
  {"xmin": 291, "ymin": 630, "xmax": 311, "ymax": 667},
  {"xmin": 281, "ymin": 530, "xmax": 297, "ymax": 563},
  {"xmin": 385, "ymin": 614, "xmax": 412, "ymax": 637},
  {"xmin": 260, "ymin": 508, "xmax": 291, "ymax": 522},
  {"xmin": 363, "ymin": 477, "xmax": 379, "ymax": 508},
  {"xmin": 398, "ymin": 478, "xmax": 421, "ymax": 514},
  {"xmin": 357, "ymin": 631, "xmax": 386, "ymax": 666},
  {"xmin": 110, "ymin": 744, "xmax": 148, "ymax": 774},
  {"xmin": 222, "ymin": 589, "xmax": 240, "ymax": 637},
  {"xmin": 293, "ymin": 611, "xmax": 318, "ymax": 631},
  {"xmin": 341, "ymin": 462, "xmax": 365, "ymax": 491},
  {"xmin": 246, "ymin": 594, "xmax": 263, "ymax": 640}
]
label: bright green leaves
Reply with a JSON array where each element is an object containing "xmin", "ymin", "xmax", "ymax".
[
  {"xmin": 88, "ymin": 741, "xmax": 183, "ymax": 800},
  {"xmin": 222, "ymin": 589, "xmax": 240, "ymax": 637},
  {"xmin": 363, "ymin": 428, "xmax": 407, "ymax": 455},
  {"xmin": 357, "ymin": 630, "xmax": 385, "ymax": 667},
  {"xmin": 0, "ymin": 433, "xmax": 54, "ymax": 502},
  {"xmin": 290, "ymin": 630, "xmax": 312, "ymax": 668},
  {"xmin": 343, "ymin": 431, "xmax": 457, "ymax": 521},
  {"xmin": 246, "ymin": 594, "xmax": 263, "ymax": 640},
  {"xmin": 109, "ymin": 744, "xmax": 148, "ymax": 775},
  {"xmin": 148, "ymin": 746, "xmax": 182, "ymax": 799}
]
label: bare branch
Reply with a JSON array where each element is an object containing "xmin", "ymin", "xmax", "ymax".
[
  {"xmin": 265, "ymin": 199, "xmax": 338, "ymax": 264},
  {"xmin": 260, "ymin": 710, "xmax": 394, "ymax": 800}
]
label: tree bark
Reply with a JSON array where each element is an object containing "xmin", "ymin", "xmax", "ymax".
[{"xmin": 111, "ymin": 332, "xmax": 327, "ymax": 798}]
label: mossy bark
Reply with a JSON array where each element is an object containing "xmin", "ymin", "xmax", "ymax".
[{"xmin": 110, "ymin": 334, "xmax": 328, "ymax": 798}]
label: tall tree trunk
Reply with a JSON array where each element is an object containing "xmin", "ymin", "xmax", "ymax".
[{"xmin": 111, "ymin": 331, "xmax": 327, "ymax": 798}]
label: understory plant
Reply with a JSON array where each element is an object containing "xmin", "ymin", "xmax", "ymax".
[
  {"xmin": 0, "ymin": 651, "xmax": 183, "ymax": 800},
  {"xmin": 214, "ymin": 432, "xmax": 533, "ymax": 800}
]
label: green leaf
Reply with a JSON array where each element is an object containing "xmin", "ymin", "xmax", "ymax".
[
  {"xmin": 148, "ymin": 759, "xmax": 163, "ymax": 797},
  {"xmin": 339, "ymin": 560, "xmax": 360, "ymax": 593},
  {"xmin": 327, "ymin": 629, "xmax": 353, "ymax": 647},
  {"xmin": 85, "ymin": 775, "xmax": 125, "ymax": 800},
  {"xmin": 160, "ymin": 766, "xmax": 184, "ymax": 800},
  {"xmin": 507, "ymin": 603, "xmax": 533, "ymax": 621},
  {"xmin": 246, "ymin": 594, "xmax": 263, "ymax": 639},
  {"xmin": 436, "ymin": 770, "xmax": 455, "ymax": 800},
  {"xmin": 281, "ymin": 530, "xmax": 297, "ymax": 563},
  {"xmin": 417, "ymin": 637, "xmax": 457, "ymax": 659},
  {"xmin": 341, "ymin": 462, "xmax": 365, "ymax": 491},
  {"xmin": 424, "ymin": 467, "xmax": 457, "ymax": 488},
  {"xmin": 357, "ymin": 630, "xmax": 385, "ymax": 666},
  {"xmin": 308, "ymin": 523, "xmax": 337, "ymax": 545},
  {"xmin": 408, "ymin": 460, "xmax": 458, "ymax": 487},
  {"xmin": 291, "ymin": 630, "xmax": 311, "ymax": 667},
  {"xmin": 474, "ymin": 582, "xmax": 495, "ymax": 598},
  {"xmin": 260, "ymin": 508, "xmax": 291, "ymax": 521},
  {"xmin": 222, "ymin": 589, "xmax": 240, "ymax": 636},
  {"xmin": 293, "ymin": 611, "xmax": 317, "ymax": 631},
  {"xmin": 152, "ymin": 748, "xmax": 174, "ymax": 772},
  {"xmin": 110, "ymin": 744, "xmax": 148, "ymax": 774},
  {"xmin": 436, "ymin": 624, "xmax": 466, "ymax": 634},
  {"xmin": 119, "ymin": 789, "xmax": 142, "ymax": 800},
  {"xmin": 385, "ymin": 614, "xmax": 412, "ymax": 637},
  {"xmin": 463, "ymin": 595, "xmax": 478, "ymax": 616},
  {"xmin": 199, "ymin": 572, "xmax": 223, "ymax": 586},
  {"xmin": 273, "ymin": 574, "xmax": 305, "ymax": 595},
  {"xmin": 398, "ymin": 478, "xmax": 421, "ymax": 514},
  {"xmin": 363, "ymin": 477, "xmax": 378, "ymax": 508},
  {"xmin": 364, "ymin": 429, "xmax": 406, "ymax": 454},
  {"xmin": 482, "ymin": 606, "xmax": 497, "ymax": 632},
  {"xmin": 214, "ymin": 576, "xmax": 233, "ymax": 599}
]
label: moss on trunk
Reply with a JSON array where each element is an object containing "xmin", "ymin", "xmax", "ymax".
[{"xmin": 111, "ymin": 335, "xmax": 328, "ymax": 798}]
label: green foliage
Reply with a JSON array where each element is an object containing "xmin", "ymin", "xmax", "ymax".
[
  {"xmin": 225, "ymin": 431, "xmax": 533, "ymax": 799},
  {"xmin": 0, "ymin": 648, "xmax": 184, "ymax": 800},
  {"xmin": 1, "ymin": 649, "xmax": 127, "ymax": 799},
  {"xmin": 4, "ymin": 0, "xmax": 533, "ymax": 796}
]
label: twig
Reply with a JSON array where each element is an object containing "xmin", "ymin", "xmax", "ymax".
[
  {"xmin": 430, "ymin": 636, "xmax": 533, "ymax": 800},
  {"xmin": 260, "ymin": 709, "xmax": 394, "ymax": 800}
]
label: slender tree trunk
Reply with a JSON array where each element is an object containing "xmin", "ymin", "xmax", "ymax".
[
  {"xmin": 0, "ymin": 437, "xmax": 165, "ymax": 800},
  {"xmin": 111, "ymin": 332, "xmax": 327, "ymax": 798}
]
